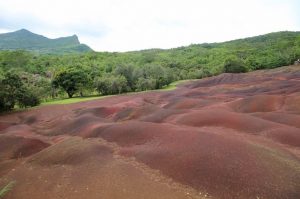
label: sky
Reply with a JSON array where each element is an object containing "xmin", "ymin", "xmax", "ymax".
[{"xmin": 0, "ymin": 0, "xmax": 299, "ymax": 52}]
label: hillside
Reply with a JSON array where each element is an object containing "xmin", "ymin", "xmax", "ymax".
[
  {"xmin": 0, "ymin": 65, "xmax": 299, "ymax": 199},
  {"xmin": 0, "ymin": 29, "xmax": 93, "ymax": 54}
]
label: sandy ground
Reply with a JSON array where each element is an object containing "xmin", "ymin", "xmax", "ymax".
[{"xmin": 0, "ymin": 65, "xmax": 300, "ymax": 199}]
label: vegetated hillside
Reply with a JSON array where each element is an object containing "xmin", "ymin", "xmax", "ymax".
[
  {"xmin": 0, "ymin": 65, "xmax": 299, "ymax": 199},
  {"xmin": 0, "ymin": 31, "xmax": 300, "ymax": 107},
  {"xmin": 0, "ymin": 29, "xmax": 92, "ymax": 54}
]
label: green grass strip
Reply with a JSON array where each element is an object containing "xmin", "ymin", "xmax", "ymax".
[{"xmin": 0, "ymin": 181, "xmax": 15, "ymax": 198}]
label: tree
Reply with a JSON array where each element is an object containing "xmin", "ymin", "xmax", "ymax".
[
  {"xmin": 114, "ymin": 64, "xmax": 135, "ymax": 90},
  {"xmin": 52, "ymin": 69, "xmax": 89, "ymax": 98},
  {"xmin": 135, "ymin": 77, "xmax": 156, "ymax": 91},
  {"xmin": 0, "ymin": 72, "xmax": 23, "ymax": 111},
  {"xmin": 95, "ymin": 75, "xmax": 128, "ymax": 95},
  {"xmin": 0, "ymin": 72, "xmax": 40, "ymax": 112},
  {"xmin": 110, "ymin": 75, "xmax": 128, "ymax": 94},
  {"xmin": 94, "ymin": 77, "xmax": 110, "ymax": 95},
  {"xmin": 0, "ymin": 88, "xmax": 13, "ymax": 112},
  {"xmin": 140, "ymin": 64, "xmax": 174, "ymax": 89},
  {"xmin": 17, "ymin": 87, "xmax": 40, "ymax": 108}
]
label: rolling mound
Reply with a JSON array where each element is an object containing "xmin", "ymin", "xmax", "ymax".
[
  {"xmin": 229, "ymin": 95, "xmax": 285, "ymax": 113},
  {"xmin": 0, "ymin": 65, "xmax": 300, "ymax": 199}
]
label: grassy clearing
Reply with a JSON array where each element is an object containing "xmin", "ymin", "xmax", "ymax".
[
  {"xmin": 158, "ymin": 80, "xmax": 192, "ymax": 91},
  {"xmin": 41, "ymin": 95, "xmax": 110, "ymax": 105},
  {"xmin": 0, "ymin": 181, "xmax": 15, "ymax": 198},
  {"xmin": 40, "ymin": 79, "xmax": 192, "ymax": 106}
]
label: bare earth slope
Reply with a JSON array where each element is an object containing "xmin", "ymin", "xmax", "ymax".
[{"xmin": 0, "ymin": 65, "xmax": 300, "ymax": 199}]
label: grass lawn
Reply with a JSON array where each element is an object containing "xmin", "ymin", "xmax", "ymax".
[{"xmin": 41, "ymin": 95, "xmax": 110, "ymax": 105}]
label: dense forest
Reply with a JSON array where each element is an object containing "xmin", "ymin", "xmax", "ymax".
[{"xmin": 1, "ymin": 31, "xmax": 300, "ymax": 112}]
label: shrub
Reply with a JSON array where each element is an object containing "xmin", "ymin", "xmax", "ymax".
[
  {"xmin": 0, "ymin": 72, "xmax": 40, "ymax": 112},
  {"xmin": 95, "ymin": 77, "xmax": 110, "ymax": 95},
  {"xmin": 95, "ymin": 75, "xmax": 128, "ymax": 95},
  {"xmin": 17, "ymin": 88, "xmax": 40, "ymax": 108},
  {"xmin": 224, "ymin": 58, "xmax": 248, "ymax": 73},
  {"xmin": 135, "ymin": 78, "xmax": 156, "ymax": 91},
  {"xmin": 0, "ymin": 72, "xmax": 23, "ymax": 112}
]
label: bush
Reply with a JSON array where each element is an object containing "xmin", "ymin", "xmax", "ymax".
[
  {"xmin": 224, "ymin": 58, "xmax": 248, "ymax": 73},
  {"xmin": 0, "ymin": 72, "xmax": 23, "ymax": 112},
  {"xmin": 0, "ymin": 72, "xmax": 40, "ymax": 112},
  {"xmin": 95, "ymin": 77, "xmax": 110, "ymax": 95},
  {"xmin": 133, "ymin": 64, "xmax": 175, "ymax": 89},
  {"xmin": 135, "ymin": 78, "xmax": 156, "ymax": 91},
  {"xmin": 95, "ymin": 75, "xmax": 128, "ymax": 95},
  {"xmin": 0, "ymin": 89, "xmax": 15, "ymax": 112},
  {"xmin": 110, "ymin": 75, "xmax": 128, "ymax": 94},
  {"xmin": 17, "ymin": 88, "xmax": 40, "ymax": 108}
]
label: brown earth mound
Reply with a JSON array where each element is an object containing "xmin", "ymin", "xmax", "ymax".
[
  {"xmin": 0, "ymin": 135, "xmax": 50, "ymax": 160},
  {"xmin": 252, "ymin": 112, "xmax": 300, "ymax": 128},
  {"xmin": 176, "ymin": 109, "xmax": 275, "ymax": 133},
  {"xmin": 229, "ymin": 95, "xmax": 285, "ymax": 113},
  {"xmin": 0, "ymin": 65, "xmax": 300, "ymax": 199},
  {"xmin": 123, "ymin": 128, "xmax": 300, "ymax": 199},
  {"xmin": 30, "ymin": 137, "xmax": 113, "ymax": 166}
]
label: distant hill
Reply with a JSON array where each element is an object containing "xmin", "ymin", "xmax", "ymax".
[{"xmin": 0, "ymin": 29, "xmax": 93, "ymax": 54}]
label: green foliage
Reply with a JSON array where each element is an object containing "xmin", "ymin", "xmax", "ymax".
[
  {"xmin": 0, "ymin": 72, "xmax": 40, "ymax": 112},
  {"xmin": 17, "ymin": 87, "xmax": 40, "ymax": 108},
  {"xmin": 95, "ymin": 75, "xmax": 128, "ymax": 95},
  {"xmin": 110, "ymin": 75, "xmax": 128, "ymax": 94},
  {"xmin": 52, "ymin": 69, "xmax": 90, "ymax": 98},
  {"xmin": 224, "ymin": 57, "xmax": 248, "ymax": 73},
  {"xmin": 94, "ymin": 77, "xmax": 110, "ymax": 95},
  {"xmin": 146, "ymin": 64, "xmax": 173, "ymax": 89},
  {"xmin": 0, "ymin": 72, "xmax": 23, "ymax": 111},
  {"xmin": 135, "ymin": 78, "xmax": 156, "ymax": 91},
  {"xmin": 114, "ymin": 64, "xmax": 135, "ymax": 90},
  {"xmin": 0, "ymin": 50, "xmax": 31, "ymax": 70}
]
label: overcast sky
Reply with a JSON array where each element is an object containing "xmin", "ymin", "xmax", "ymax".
[{"xmin": 0, "ymin": 0, "xmax": 299, "ymax": 52}]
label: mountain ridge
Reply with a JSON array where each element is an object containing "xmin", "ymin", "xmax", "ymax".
[{"xmin": 0, "ymin": 29, "xmax": 93, "ymax": 54}]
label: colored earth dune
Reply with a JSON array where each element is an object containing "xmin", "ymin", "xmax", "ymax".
[{"xmin": 0, "ymin": 65, "xmax": 300, "ymax": 199}]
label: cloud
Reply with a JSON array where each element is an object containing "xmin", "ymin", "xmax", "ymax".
[{"xmin": 0, "ymin": 0, "xmax": 299, "ymax": 51}]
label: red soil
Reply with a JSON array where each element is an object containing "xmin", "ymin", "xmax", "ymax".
[
  {"xmin": 1, "ymin": 65, "xmax": 300, "ymax": 199},
  {"xmin": 0, "ymin": 122, "xmax": 12, "ymax": 132}
]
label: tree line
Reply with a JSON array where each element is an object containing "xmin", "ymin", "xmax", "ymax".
[{"xmin": 0, "ymin": 31, "xmax": 300, "ymax": 112}]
